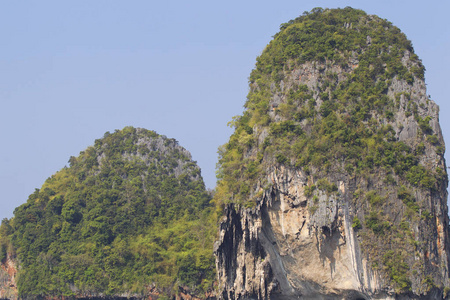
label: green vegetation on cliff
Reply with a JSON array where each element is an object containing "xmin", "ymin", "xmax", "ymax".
[
  {"xmin": 215, "ymin": 7, "xmax": 447, "ymax": 292},
  {"xmin": 0, "ymin": 127, "xmax": 216, "ymax": 298}
]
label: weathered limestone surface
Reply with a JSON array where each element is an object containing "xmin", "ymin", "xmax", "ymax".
[{"xmin": 215, "ymin": 164, "xmax": 449, "ymax": 299}]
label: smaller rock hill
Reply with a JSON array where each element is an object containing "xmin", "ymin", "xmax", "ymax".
[{"xmin": 0, "ymin": 127, "xmax": 217, "ymax": 299}]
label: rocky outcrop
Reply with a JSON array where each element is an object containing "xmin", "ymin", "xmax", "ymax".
[{"xmin": 0, "ymin": 253, "xmax": 18, "ymax": 300}]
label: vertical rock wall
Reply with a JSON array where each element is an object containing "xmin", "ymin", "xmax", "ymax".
[{"xmin": 215, "ymin": 164, "xmax": 450, "ymax": 299}]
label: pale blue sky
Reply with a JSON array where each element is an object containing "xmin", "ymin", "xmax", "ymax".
[{"xmin": 1, "ymin": 1, "xmax": 449, "ymax": 220}]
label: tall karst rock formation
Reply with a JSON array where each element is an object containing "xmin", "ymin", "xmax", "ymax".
[{"xmin": 214, "ymin": 7, "xmax": 450, "ymax": 300}]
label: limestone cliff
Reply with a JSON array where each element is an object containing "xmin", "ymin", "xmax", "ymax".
[{"xmin": 214, "ymin": 8, "xmax": 450, "ymax": 299}]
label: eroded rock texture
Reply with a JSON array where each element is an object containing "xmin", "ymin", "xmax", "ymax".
[
  {"xmin": 215, "ymin": 164, "xmax": 450, "ymax": 299},
  {"xmin": 0, "ymin": 253, "xmax": 17, "ymax": 299}
]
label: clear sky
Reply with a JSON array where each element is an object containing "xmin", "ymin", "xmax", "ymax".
[{"xmin": 1, "ymin": 0, "xmax": 449, "ymax": 221}]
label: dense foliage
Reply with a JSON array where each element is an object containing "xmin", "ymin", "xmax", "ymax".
[
  {"xmin": 215, "ymin": 7, "xmax": 446, "ymax": 292},
  {"xmin": 1, "ymin": 127, "xmax": 216, "ymax": 298}
]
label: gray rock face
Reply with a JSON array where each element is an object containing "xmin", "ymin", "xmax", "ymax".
[{"xmin": 102, "ymin": 128, "xmax": 201, "ymax": 182}]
